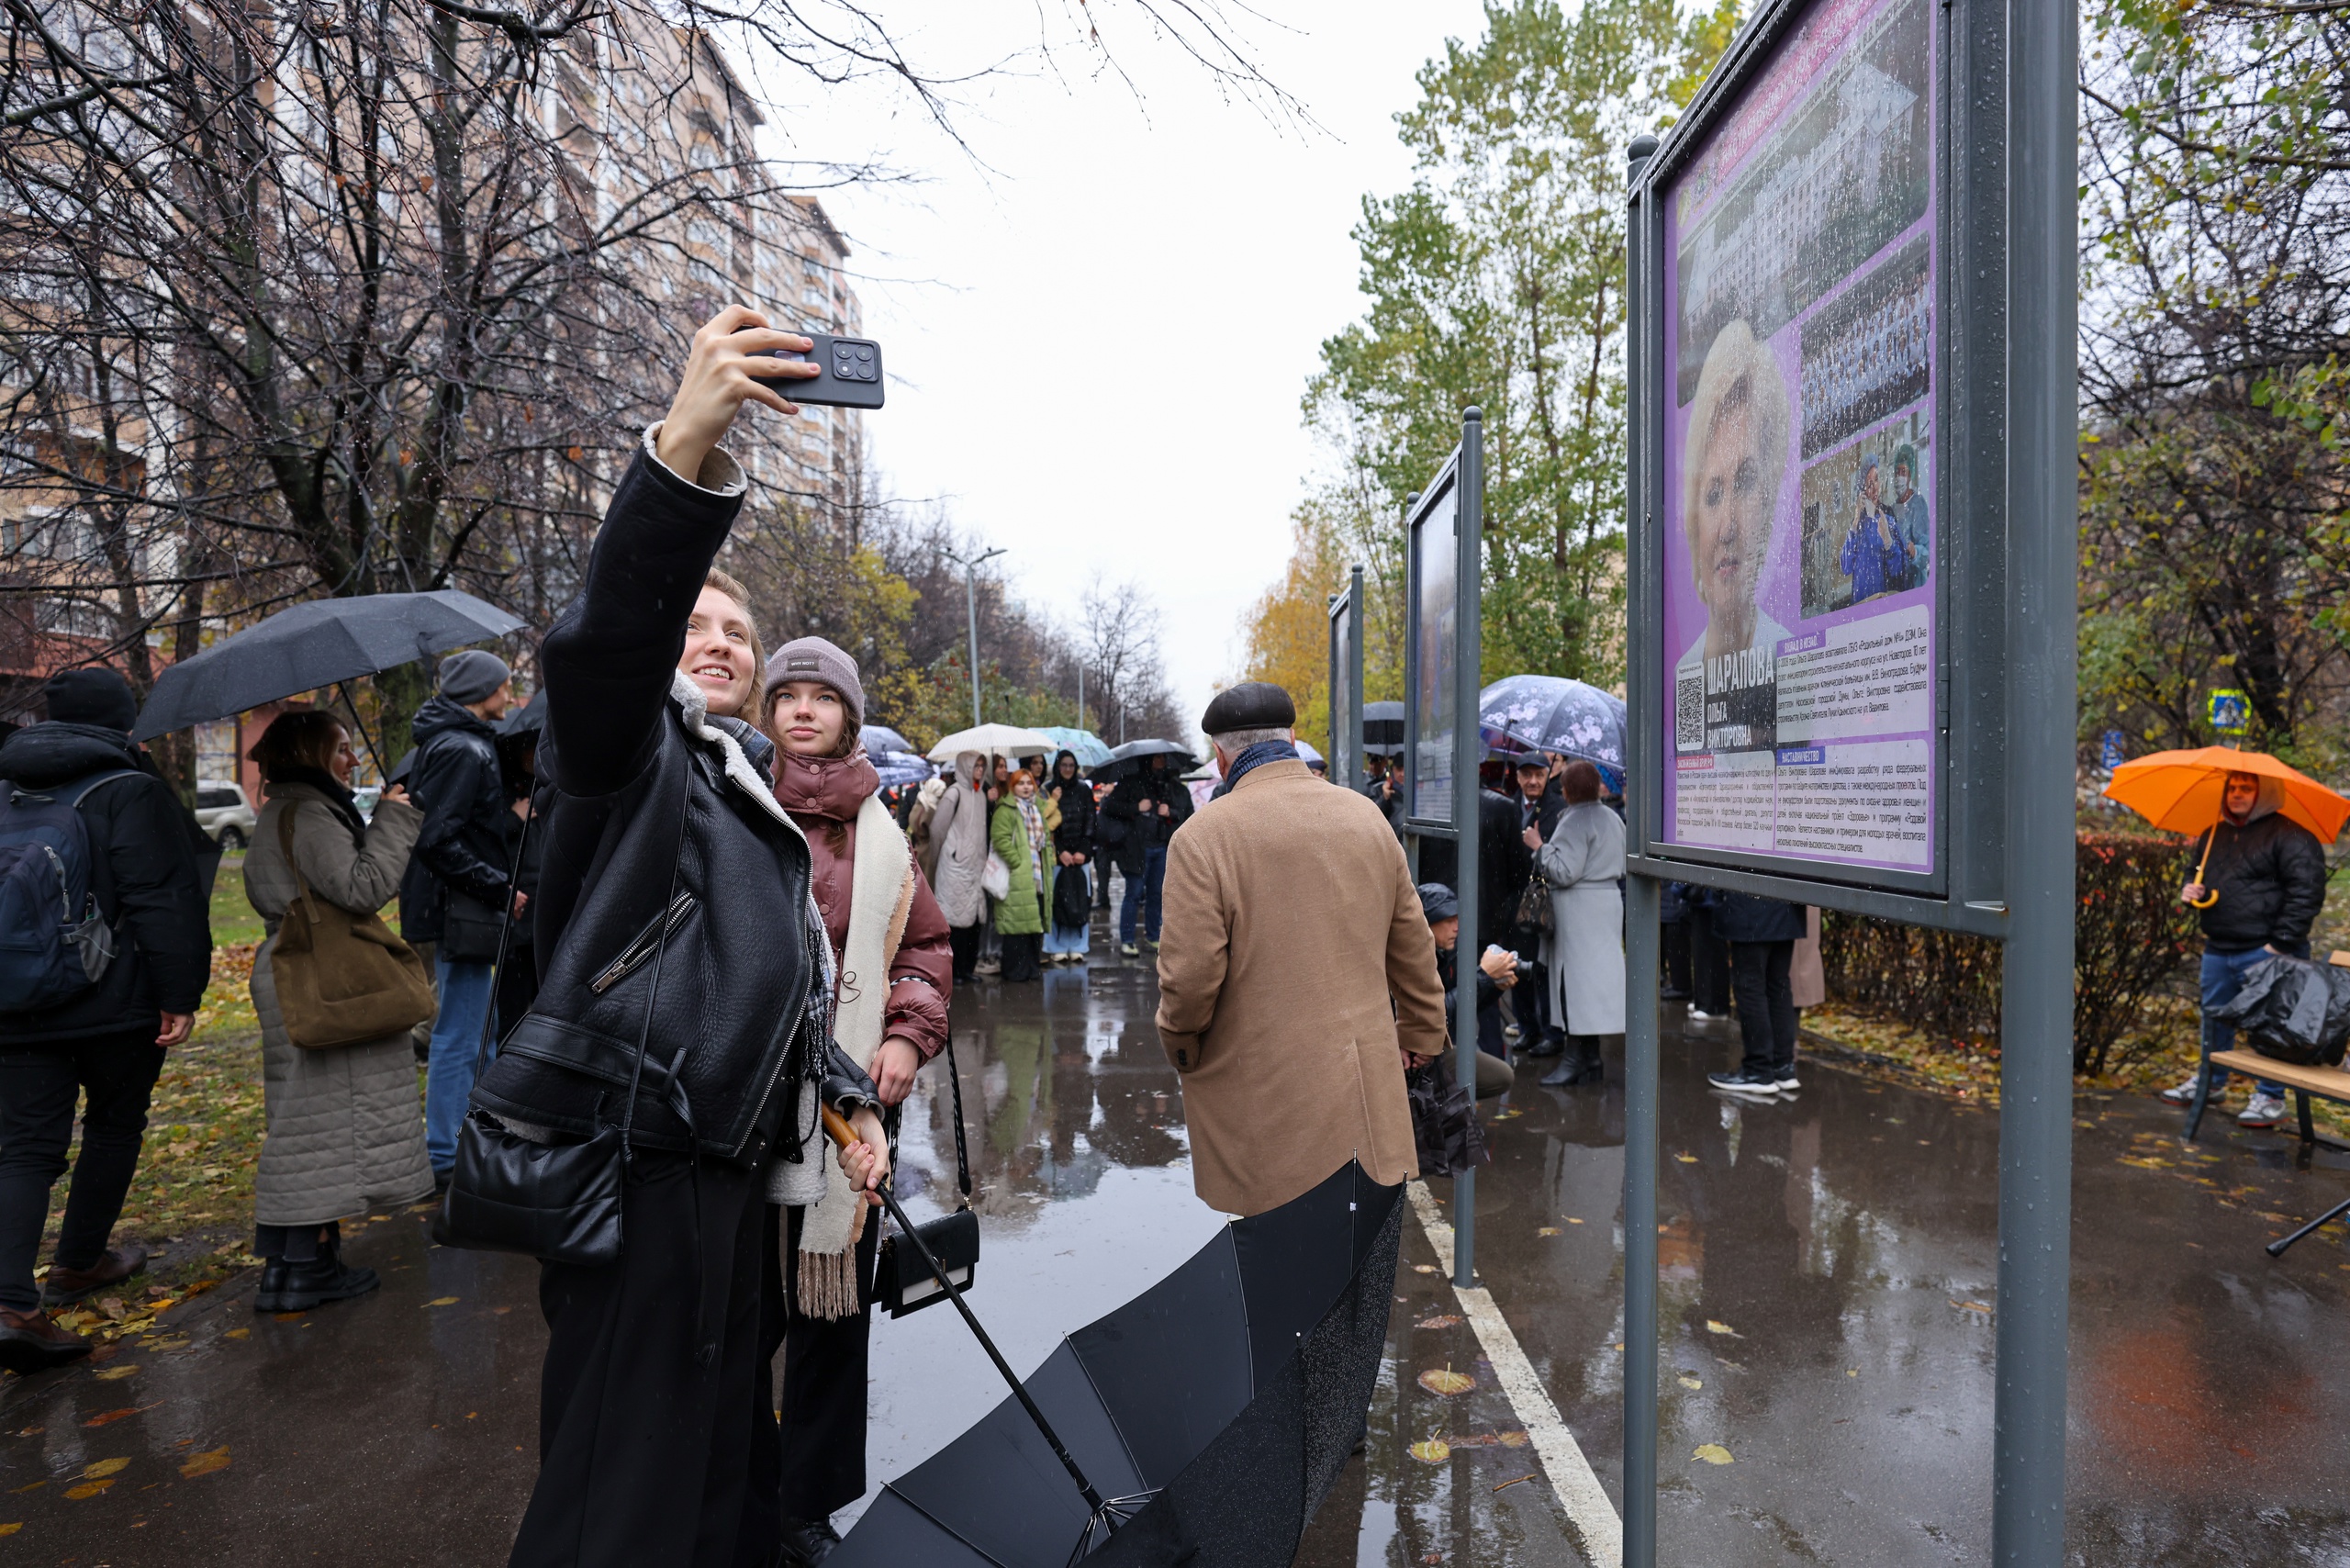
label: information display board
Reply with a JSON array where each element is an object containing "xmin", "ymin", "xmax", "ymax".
[
  {"xmin": 1660, "ymin": 0, "xmax": 1938, "ymax": 879},
  {"xmin": 1409, "ymin": 481, "xmax": 1460, "ymax": 828}
]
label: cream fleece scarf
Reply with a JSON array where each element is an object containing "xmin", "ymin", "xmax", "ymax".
[{"xmin": 779, "ymin": 787, "xmax": 915, "ymax": 1319}]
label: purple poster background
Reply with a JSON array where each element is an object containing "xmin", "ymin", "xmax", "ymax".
[{"xmin": 1660, "ymin": 0, "xmax": 1938, "ymax": 875}]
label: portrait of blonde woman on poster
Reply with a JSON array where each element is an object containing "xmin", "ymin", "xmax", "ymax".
[{"xmin": 1674, "ymin": 318, "xmax": 1794, "ymax": 731}]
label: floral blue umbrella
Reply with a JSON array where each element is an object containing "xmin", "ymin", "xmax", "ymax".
[{"xmin": 1479, "ymin": 675, "xmax": 1627, "ymax": 788}]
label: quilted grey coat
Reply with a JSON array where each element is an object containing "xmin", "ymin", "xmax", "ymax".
[{"xmin": 243, "ymin": 785, "xmax": 435, "ymax": 1226}]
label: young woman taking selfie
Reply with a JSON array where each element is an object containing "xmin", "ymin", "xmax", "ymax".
[{"xmin": 464, "ymin": 308, "xmax": 889, "ymax": 1568}]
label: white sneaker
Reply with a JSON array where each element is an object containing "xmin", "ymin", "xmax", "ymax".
[
  {"xmin": 2238, "ymin": 1092, "xmax": 2288, "ymax": 1128},
  {"xmin": 1686, "ymin": 1006, "xmax": 1718, "ymax": 1022},
  {"xmin": 2156, "ymin": 1074, "xmax": 2205, "ymax": 1106}
]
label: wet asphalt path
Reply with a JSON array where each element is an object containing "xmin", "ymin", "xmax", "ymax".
[{"xmin": 4, "ymin": 930, "xmax": 2348, "ymax": 1564}]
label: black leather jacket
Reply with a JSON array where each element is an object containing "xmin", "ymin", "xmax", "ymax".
[{"xmin": 469, "ymin": 448, "xmax": 875, "ymax": 1164}]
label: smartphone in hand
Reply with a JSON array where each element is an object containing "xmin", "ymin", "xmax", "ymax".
[{"xmin": 741, "ymin": 331, "xmax": 885, "ymax": 409}]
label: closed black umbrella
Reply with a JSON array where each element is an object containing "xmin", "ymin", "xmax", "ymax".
[
  {"xmin": 834, "ymin": 1160, "xmax": 1404, "ymax": 1567},
  {"xmin": 132, "ymin": 590, "xmax": 525, "ymax": 742}
]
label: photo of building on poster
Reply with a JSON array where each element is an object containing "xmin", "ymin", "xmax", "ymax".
[{"xmin": 1662, "ymin": 0, "xmax": 1937, "ymax": 875}]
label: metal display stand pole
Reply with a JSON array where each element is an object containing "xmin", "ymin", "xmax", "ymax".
[
  {"xmin": 1451, "ymin": 410, "xmax": 1485, "ymax": 1287},
  {"xmin": 1619, "ymin": 131, "xmax": 1662, "ymax": 1568},
  {"xmin": 1993, "ymin": 0, "xmax": 2078, "ymax": 1555}
]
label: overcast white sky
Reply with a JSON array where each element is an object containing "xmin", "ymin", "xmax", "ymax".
[{"xmin": 746, "ymin": 1, "xmax": 1489, "ymax": 735}]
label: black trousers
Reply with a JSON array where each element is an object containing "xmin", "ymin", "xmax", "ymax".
[
  {"xmin": 768, "ymin": 1198, "xmax": 884, "ymax": 1521},
  {"xmin": 947, "ymin": 924, "xmax": 981, "ymax": 982},
  {"xmin": 1729, "ymin": 939, "xmax": 1799, "ymax": 1076},
  {"xmin": 999, "ymin": 931, "xmax": 1042, "ymax": 982},
  {"xmin": 0, "ymin": 1030, "xmax": 162, "ymax": 1313},
  {"xmin": 1661, "ymin": 919, "xmax": 1692, "ymax": 997},
  {"xmin": 510, "ymin": 1151, "xmax": 778, "ymax": 1568},
  {"xmin": 1689, "ymin": 909, "xmax": 1733, "ymax": 1015}
]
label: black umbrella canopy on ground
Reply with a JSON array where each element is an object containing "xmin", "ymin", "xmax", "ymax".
[
  {"xmin": 131, "ymin": 590, "xmax": 525, "ymax": 743},
  {"xmin": 833, "ymin": 1161, "xmax": 1403, "ymax": 1567}
]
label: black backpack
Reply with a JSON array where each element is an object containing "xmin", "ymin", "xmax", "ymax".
[{"xmin": 0, "ymin": 770, "xmax": 144, "ymax": 1012}]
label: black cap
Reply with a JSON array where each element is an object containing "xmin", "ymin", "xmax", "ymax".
[
  {"xmin": 1416, "ymin": 882, "xmax": 1460, "ymax": 922},
  {"xmin": 44, "ymin": 668, "xmax": 137, "ymax": 732},
  {"xmin": 1201, "ymin": 680, "xmax": 1297, "ymax": 735},
  {"xmin": 1505, "ymin": 749, "xmax": 1548, "ymax": 768}
]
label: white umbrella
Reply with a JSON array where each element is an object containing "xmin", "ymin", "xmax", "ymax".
[{"xmin": 924, "ymin": 722, "xmax": 1058, "ymax": 763}]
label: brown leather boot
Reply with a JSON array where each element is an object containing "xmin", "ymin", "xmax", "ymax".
[
  {"xmin": 0, "ymin": 1307, "xmax": 93, "ymax": 1374},
  {"xmin": 40, "ymin": 1243, "xmax": 149, "ymax": 1307}
]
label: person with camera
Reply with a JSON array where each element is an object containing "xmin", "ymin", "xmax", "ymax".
[
  {"xmin": 466, "ymin": 308, "xmax": 888, "ymax": 1568},
  {"xmin": 398, "ymin": 649, "xmax": 524, "ymax": 1183},
  {"xmin": 760, "ymin": 635, "xmax": 950, "ymax": 1566},
  {"xmin": 241, "ymin": 709, "xmax": 432, "ymax": 1311},
  {"xmin": 0, "ymin": 669, "xmax": 210, "ymax": 1372}
]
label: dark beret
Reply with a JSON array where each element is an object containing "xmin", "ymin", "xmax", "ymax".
[{"xmin": 1201, "ymin": 680, "xmax": 1296, "ymax": 735}]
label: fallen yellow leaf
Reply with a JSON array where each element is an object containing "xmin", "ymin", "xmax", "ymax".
[
  {"xmin": 1565, "ymin": 1216, "xmax": 1584, "ymax": 1224},
  {"xmin": 1951, "ymin": 1301, "xmax": 1992, "ymax": 1316},
  {"xmin": 83, "ymin": 1458, "xmax": 129, "ymax": 1478},
  {"xmin": 1673, "ymin": 1152, "xmax": 1698, "ymax": 1164},
  {"xmin": 1417, "ymin": 1368, "xmax": 1476, "ymax": 1396},
  {"xmin": 426, "ymin": 1297, "xmax": 459, "ymax": 1307},
  {"xmin": 1412, "ymin": 1264, "xmax": 1438, "ymax": 1274},
  {"xmin": 180, "ymin": 1447, "xmax": 230, "ymax": 1479},
  {"xmin": 94, "ymin": 1364, "xmax": 138, "ymax": 1381},
  {"xmin": 1678, "ymin": 1375, "xmax": 1703, "ymax": 1390},
  {"xmin": 223, "ymin": 1328, "xmax": 250, "ymax": 1340},
  {"xmin": 1537, "ymin": 1226, "xmax": 1562, "ymax": 1237},
  {"xmin": 63, "ymin": 1481, "xmax": 112, "ymax": 1500},
  {"xmin": 1496, "ymin": 1430, "xmax": 1529, "ymax": 1448},
  {"xmin": 1705, "ymin": 1320, "xmax": 1740, "ymax": 1337},
  {"xmin": 1408, "ymin": 1439, "xmax": 1451, "ymax": 1463},
  {"xmin": 1692, "ymin": 1444, "xmax": 1734, "ymax": 1465},
  {"xmin": 0, "ymin": 1522, "xmax": 21, "ymax": 1535}
]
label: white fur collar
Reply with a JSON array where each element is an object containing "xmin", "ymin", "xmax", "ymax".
[{"xmin": 671, "ymin": 669, "xmax": 798, "ymax": 835}]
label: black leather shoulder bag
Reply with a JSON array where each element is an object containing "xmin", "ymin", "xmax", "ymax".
[{"xmin": 436, "ymin": 789, "xmax": 686, "ymax": 1268}]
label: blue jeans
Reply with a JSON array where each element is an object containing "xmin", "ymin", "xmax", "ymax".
[
  {"xmin": 426, "ymin": 957, "xmax": 498, "ymax": 1172},
  {"xmin": 2201, "ymin": 946, "xmax": 2285, "ymax": 1097},
  {"xmin": 1044, "ymin": 866, "xmax": 1091, "ymax": 956},
  {"xmin": 1120, "ymin": 846, "xmax": 1167, "ymax": 944}
]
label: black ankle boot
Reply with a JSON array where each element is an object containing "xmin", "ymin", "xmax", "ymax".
[
  {"xmin": 778, "ymin": 1516, "xmax": 844, "ymax": 1566},
  {"xmin": 273, "ymin": 1240, "xmax": 378, "ymax": 1313},
  {"xmin": 252, "ymin": 1260, "xmax": 292, "ymax": 1313}
]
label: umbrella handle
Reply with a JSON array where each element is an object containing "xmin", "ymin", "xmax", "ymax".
[
  {"xmin": 2187, "ymin": 827, "xmax": 2220, "ymax": 908},
  {"xmin": 821, "ymin": 1107, "xmax": 1112, "ymax": 1521}
]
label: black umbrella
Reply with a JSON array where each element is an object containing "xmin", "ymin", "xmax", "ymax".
[
  {"xmin": 833, "ymin": 1160, "xmax": 1404, "ymax": 1567},
  {"xmin": 132, "ymin": 590, "xmax": 525, "ymax": 743},
  {"xmin": 1363, "ymin": 700, "xmax": 1404, "ymax": 757},
  {"xmin": 1096, "ymin": 738, "xmax": 1198, "ymax": 781}
]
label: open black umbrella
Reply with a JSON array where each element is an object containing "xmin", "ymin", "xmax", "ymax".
[
  {"xmin": 834, "ymin": 1160, "xmax": 1403, "ymax": 1567},
  {"xmin": 132, "ymin": 590, "xmax": 525, "ymax": 743},
  {"xmin": 1362, "ymin": 700, "xmax": 1405, "ymax": 757},
  {"xmin": 1096, "ymin": 738, "xmax": 1198, "ymax": 782}
]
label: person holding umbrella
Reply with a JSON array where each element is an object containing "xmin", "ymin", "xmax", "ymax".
[
  {"xmin": 464, "ymin": 308, "xmax": 888, "ymax": 1567},
  {"xmin": 1103, "ymin": 752, "xmax": 1190, "ymax": 957},
  {"xmin": 760, "ymin": 636, "xmax": 951, "ymax": 1565},
  {"xmin": 2142, "ymin": 766, "xmax": 2333, "ymax": 1126}
]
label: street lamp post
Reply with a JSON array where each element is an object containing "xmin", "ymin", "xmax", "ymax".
[{"xmin": 945, "ymin": 546, "xmax": 1005, "ymax": 728}]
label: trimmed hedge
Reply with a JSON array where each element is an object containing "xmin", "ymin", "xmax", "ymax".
[{"xmin": 1818, "ymin": 832, "xmax": 2201, "ymax": 1076}]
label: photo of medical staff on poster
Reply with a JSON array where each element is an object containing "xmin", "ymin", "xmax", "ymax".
[{"xmin": 1662, "ymin": 0, "xmax": 1937, "ymax": 875}]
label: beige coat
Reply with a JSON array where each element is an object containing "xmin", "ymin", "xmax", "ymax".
[
  {"xmin": 243, "ymin": 786, "xmax": 435, "ymax": 1226},
  {"xmin": 1154, "ymin": 758, "xmax": 1448, "ymax": 1215}
]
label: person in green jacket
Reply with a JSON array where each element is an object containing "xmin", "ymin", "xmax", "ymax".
[{"xmin": 990, "ymin": 768, "xmax": 1055, "ymax": 981}]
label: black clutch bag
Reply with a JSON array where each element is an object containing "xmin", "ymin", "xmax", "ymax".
[{"xmin": 875, "ymin": 1209, "xmax": 979, "ymax": 1318}]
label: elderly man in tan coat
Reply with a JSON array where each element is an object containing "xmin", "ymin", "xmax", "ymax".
[{"xmin": 1155, "ymin": 681, "xmax": 1450, "ymax": 1216}]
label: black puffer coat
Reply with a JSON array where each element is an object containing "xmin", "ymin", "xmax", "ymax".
[
  {"xmin": 2194, "ymin": 809, "xmax": 2328, "ymax": 956},
  {"xmin": 0, "ymin": 723, "xmax": 210, "ymax": 1044},
  {"xmin": 1709, "ymin": 890, "xmax": 1807, "ymax": 945},
  {"xmin": 1046, "ymin": 753, "xmax": 1094, "ymax": 858},
  {"xmin": 397, "ymin": 695, "xmax": 513, "ymax": 944},
  {"xmin": 469, "ymin": 450, "xmax": 874, "ymax": 1164}
]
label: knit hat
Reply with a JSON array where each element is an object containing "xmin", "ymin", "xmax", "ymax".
[
  {"xmin": 766, "ymin": 637, "xmax": 865, "ymax": 726},
  {"xmin": 437, "ymin": 649, "xmax": 511, "ymax": 705},
  {"xmin": 43, "ymin": 667, "xmax": 137, "ymax": 732}
]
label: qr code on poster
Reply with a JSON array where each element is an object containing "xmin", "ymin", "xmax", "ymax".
[{"xmin": 1675, "ymin": 675, "xmax": 1703, "ymax": 749}]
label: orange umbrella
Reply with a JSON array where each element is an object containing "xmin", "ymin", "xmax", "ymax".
[{"xmin": 2104, "ymin": 747, "xmax": 2349, "ymax": 902}]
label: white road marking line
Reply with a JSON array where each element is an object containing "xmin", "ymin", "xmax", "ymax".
[{"xmin": 1406, "ymin": 1180, "xmax": 1623, "ymax": 1568}]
